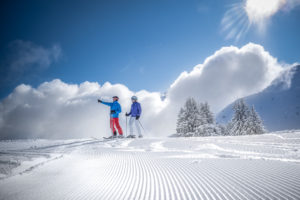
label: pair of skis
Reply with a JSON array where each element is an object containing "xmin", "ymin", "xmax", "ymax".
[
  {"xmin": 103, "ymin": 136, "xmax": 123, "ymax": 140},
  {"xmin": 103, "ymin": 135, "xmax": 137, "ymax": 140}
]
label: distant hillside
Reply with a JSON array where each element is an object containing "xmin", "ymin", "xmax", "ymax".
[{"xmin": 216, "ymin": 65, "xmax": 300, "ymax": 131}]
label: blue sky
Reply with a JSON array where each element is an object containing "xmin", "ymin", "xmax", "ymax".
[{"xmin": 0, "ymin": 0, "xmax": 300, "ymax": 99}]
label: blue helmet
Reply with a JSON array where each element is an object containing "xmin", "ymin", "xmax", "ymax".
[{"xmin": 131, "ymin": 96, "xmax": 138, "ymax": 101}]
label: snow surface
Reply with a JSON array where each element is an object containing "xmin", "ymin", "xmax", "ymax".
[{"xmin": 1, "ymin": 131, "xmax": 300, "ymax": 199}]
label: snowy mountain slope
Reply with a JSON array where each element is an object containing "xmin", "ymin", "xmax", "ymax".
[
  {"xmin": 1, "ymin": 132, "xmax": 300, "ymax": 200},
  {"xmin": 217, "ymin": 65, "xmax": 300, "ymax": 131}
]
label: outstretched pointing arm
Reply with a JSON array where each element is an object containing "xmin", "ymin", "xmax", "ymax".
[{"xmin": 100, "ymin": 101, "xmax": 113, "ymax": 106}]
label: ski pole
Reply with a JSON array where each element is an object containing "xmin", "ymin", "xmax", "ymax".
[
  {"xmin": 126, "ymin": 116, "xmax": 128, "ymax": 137},
  {"xmin": 110, "ymin": 114, "xmax": 114, "ymax": 137},
  {"xmin": 137, "ymin": 119, "xmax": 145, "ymax": 132}
]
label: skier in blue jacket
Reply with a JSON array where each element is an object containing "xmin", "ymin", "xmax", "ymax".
[
  {"xmin": 125, "ymin": 96, "xmax": 142, "ymax": 138},
  {"xmin": 98, "ymin": 96, "xmax": 123, "ymax": 138}
]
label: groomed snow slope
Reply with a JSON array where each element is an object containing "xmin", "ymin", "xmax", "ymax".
[{"xmin": 1, "ymin": 131, "xmax": 300, "ymax": 200}]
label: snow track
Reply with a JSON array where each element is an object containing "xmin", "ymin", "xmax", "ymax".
[{"xmin": 1, "ymin": 132, "xmax": 300, "ymax": 199}]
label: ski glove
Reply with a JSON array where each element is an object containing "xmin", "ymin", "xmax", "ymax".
[
  {"xmin": 111, "ymin": 110, "xmax": 116, "ymax": 114},
  {"xmin": 136, "ymin": 116, "xmax": 140, "ymax": 120},
  {"xmin": 98, "ymin": 99, "xmax": 102, "ymax": 103},
  {"xmin": 125, "ymin": 113, "xmax": 130, "ymax": 116}
]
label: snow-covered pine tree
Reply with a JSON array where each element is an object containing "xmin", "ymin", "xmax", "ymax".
[
  {"xmin": 227, "ymin": 98, "xmax": 250, "ymax": 136},
  {"xmin": 195, "ymin": 102, "xmax": 221, "ymax": 136},
  {"xmin": 245, "ymin": 106, "xmax": 266, "ymax": 135},
  {"xmin": 199, "ymin": 102, "xmax": 215, "ymax": 124},
  {"xmin": 217, "ymin": 124, "xmax": 227, "ymax": 136},
  {"xmin": 176, "ymin": 97, "xmax": 202, "ymax": 136},
  {"xmin": 176, "ymin": 99, "xmax": 224, "ymax": 137},
  {"xmin": 195, "ymin": 124, "xmax": 222, "ymax": 136},
  {"xmin": 176, "ymin": 108, "xmax": 186, "ymax": 136}
]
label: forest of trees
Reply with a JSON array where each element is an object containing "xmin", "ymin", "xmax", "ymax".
[{"xmin": 176, "ymin": 98, "xmax": 265, "ymax": 137}]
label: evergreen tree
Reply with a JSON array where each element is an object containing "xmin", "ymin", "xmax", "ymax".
[
  {"xmin": 227, "ymin": 99, "xmax": 250, "ymax": 136},
  {"xmin": 196, "ymin": 102, "xmax": 221, "ymax": 136},
  {"xmin": 195, "ymin": 124, "xmax": 222, "ymax": 136},
  {"xmin": 176, "ymin": 108, "xmax": 186, "ymax": 136},
  {"xmin": 199, "ymin": 102, "xmax": 215, "ymax": 125},
  {"xmin": 217, "ymin": 124, "xmax": 227, "ymax": 136},
  {"xmin": 176, "ymin": 98, "xmax": 229, "ymax": 137},
  {"xmin": 245, "ymin": 106, "xmax": 266, "ymax": 135},
  {"xmin": 227, "ymin": 99, "xmax": 266, "ymax": 136},
  {"xmin": 176, "ymin": 97, "xmax": 201, "ymax": 136}
]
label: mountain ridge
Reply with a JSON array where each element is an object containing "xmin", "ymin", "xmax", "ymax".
[{"xmin": 216, "ymin": 65, "xmax": 300, "ymax": 131}]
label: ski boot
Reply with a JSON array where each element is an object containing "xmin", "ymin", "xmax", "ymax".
[
  {"xmin": 113, "ymin": 131, "xmax": 117, "ymax": 138},
  {"xmin": 104, "ymin": 135, "xmax": 114, "ymax": 139},
  {"xmin": 126, "ymin": 135, "xmax": 136, "ymax": 138}
]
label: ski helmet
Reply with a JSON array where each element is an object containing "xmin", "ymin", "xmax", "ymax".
[
  {"xmin": 112, "ymin": 96, "xmax": 119, "ymax": 99},
  {"xmin": 131, "ymin": 96, "xmax": 138, "ymax": 101}
]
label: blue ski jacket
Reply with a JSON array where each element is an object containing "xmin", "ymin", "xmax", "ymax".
[
  {"xmin": 101, "ymin": 101, "xmax": 122, "ymax": 118},
  {"xmin": 128, "ymin": 102, "xmax": 142, "ymax": 117}
]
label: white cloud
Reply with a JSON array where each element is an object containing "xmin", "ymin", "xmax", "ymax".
[
  {"xmin": 221, "ymin": 0, "xmax": 300, "ymax": 40},
  {"xmin": 7, "ymin": 40, "xmax": 62, "ymax": 72},
  {"xmin": 168, "ymin": 43, "xmax": 283, "ymax": 111},
  {"xmin": 0, "ymin": 43, "xmax": 292, "ymax": 139},
  {"xmin": 1, "ymin": 40, "xmax": 62, "ymax": 86}
]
